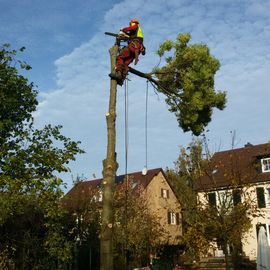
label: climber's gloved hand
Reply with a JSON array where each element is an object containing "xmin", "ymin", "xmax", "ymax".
[{"xmin": 118, "ymin": 30, "xmax": 125, "ymax": 36}]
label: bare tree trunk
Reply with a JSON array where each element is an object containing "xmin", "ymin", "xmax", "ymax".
[
  {"xmin": 222, "ymin": 240, "xmax": 233, "ymax": 270},
  {"xmin": 100, "ymin": 44, "xmax": 119, "ymax": 270}
]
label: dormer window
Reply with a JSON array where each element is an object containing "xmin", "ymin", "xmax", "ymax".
[
  {"xmin": 132, "ymin": 181, "xmax": 138, "ymax": 189},
  {"xmin": 261, "ymin": 158, "xmax": 270, "ymax": 172}
]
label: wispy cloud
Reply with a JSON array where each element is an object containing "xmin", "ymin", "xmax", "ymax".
[{"xmin": 6, "ymin": 0, "xmax": 269, "ymax": 189}]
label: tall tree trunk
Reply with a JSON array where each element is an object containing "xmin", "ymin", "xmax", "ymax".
[
  {"xmin": 222, "ymin": 240, "xmax": 232, "ymax": 270},
  {"xmin": 100, "ymin": 44, "xmax": 119, "ymax": 270}
]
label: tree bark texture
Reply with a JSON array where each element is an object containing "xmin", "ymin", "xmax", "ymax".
[{"xmin": 100, "ymin": 44, "xmax": 119, "ymax": 270}]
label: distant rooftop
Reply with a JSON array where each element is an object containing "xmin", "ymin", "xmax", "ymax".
[
  {"xmin": 65, "ymin": 167, "xmax": 165, "ymax": 198},
  {"xmin": 197, "ymin": 142, "xmax": 270, "ymax": 190}
]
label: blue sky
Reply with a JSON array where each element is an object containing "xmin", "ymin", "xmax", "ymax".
[{"xmin": 1, "ymin": 0, "xmax": 270, "ymax": 191}]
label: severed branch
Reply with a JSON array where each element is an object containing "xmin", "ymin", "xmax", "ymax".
[
  {"xmin": 128, "ymin": 66, "xmax": 173, "ymax": 96},
  {"xmin": 128, "ymin": 67, "xmax": 159, "ymax": 86}
]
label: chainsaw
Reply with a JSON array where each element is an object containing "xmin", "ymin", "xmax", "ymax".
[{"xmin": 105, "ymin": 31, "xmax": 130, "ymax": 41}]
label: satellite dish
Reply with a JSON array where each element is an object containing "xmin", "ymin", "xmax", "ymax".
[{"xmin": 142, "ymin": 167, "xmax": 148, "ymax": 175}]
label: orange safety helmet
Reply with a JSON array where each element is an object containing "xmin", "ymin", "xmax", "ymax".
[{"xmin": 130, "ymin": 18, "xmax": 139, "ymax": 26}]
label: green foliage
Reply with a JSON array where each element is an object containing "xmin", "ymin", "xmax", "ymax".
[
  {"xmin": 63, "ymin": 184, "xmax": 104, "ymax": 269},
  {"xmin": 154, "ymin": 33, "xmax": 227, "ymax": 135},
  {"xmin": 0, "ymin": 44, "xmax": 84, "ymax": 269},
  {"xmin": 113, "ymin": 183, "xmax": 168, "ymax": 269},
  {"xmin": 0, "ymin": 44, "xmax": 37, "ymax": 142},
  {"xmin": 1, "ymin": 124, "xmax": 83, "ymax": 180},
  {"xmin": 157, "ymin": 40, "xmax": 174, "ymax": 57},
  {"xmin": 64, "ymin": 180, "xmax": 168, "ymax": 270},
  {"xmin": 166, "ymin": 139, "xmax": 206, "ymax": 259},
  {"xmin": 0, "ymin": 178, "xmax": 73, "ymax": 269}
]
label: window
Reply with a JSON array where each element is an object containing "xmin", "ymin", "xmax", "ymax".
[
  {"xmin": 98, "ymin": 191, "xmax": 103, "ymax": 202},
  {"xmin": 218, "ymin": 191, "xmax": 233, "ymax": 209},
  {"xmin": 131, "ymin": 181, "xmax": 138, "ymax": 189},
  {"xmin": 208, "ymin": 191, "xmax": 234, "ymax": 209},
  {"xmin": 256, "ymin": 187, "xmax": 270, "ymax": 208},
  {"xmin": 208, "ymin": 192, "xmax": 216, "ymax": 206},
  {"xmin": 261, "ymin": 158, "xmax": 270, "ymax": 172},
  {"xmin": 167, "ymin": 211, "xmax": 180, "ymax": 225},
  {"xmin": 256, "ymin": 224, "xmax": 270, "ymax": 246},
  {"xmin": 256, "ymin": 187, "xmax": 266, "ymax": 208},
  {"xmin": 232, "ymin": 190, "xmax": 242, "ymax": 206},
  {"xmin": 92, "ymin": 190, "xmax": 103, "ymax": 202},
  {"xmin": 161, "ymin": 188, "xmax": 169, "ymax": 199}
]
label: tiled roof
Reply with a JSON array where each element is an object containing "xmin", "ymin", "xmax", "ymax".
[
  {"xmin": 65, "ymin": 168, "xmax": 164, "ymax": 198},
  {"xmin": 197, "ymin": 143, "xmax": 270, "ymax": 191}
]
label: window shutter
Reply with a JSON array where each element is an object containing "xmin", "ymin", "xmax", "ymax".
[
  {"xmin": 161, "ymin": 188, "xmax": 164, "ymax": 197},
  {"xmin": 176, "ymin": 213, "xmax": 180, "ymax": 225},
  {"xmin": 256, "ymin": 187, "xmax": 266, "ymax": 208},
  {"xmin": 167, "ymin": 212, "xmax": 171, "ymax": 224},
  {"xmin": 232, "ymin": 190, "xmax": 241, "ymax": 206},
  {"xmin": 167, "ymin": 190, "xmax": 169, "ymax": 199},
  {"xmin": 208, "ymin": 192, "xmax": 216, "ymax": 206}
]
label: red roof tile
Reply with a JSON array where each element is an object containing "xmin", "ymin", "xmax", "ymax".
[
  {"xmin": 65, "ymin": 168, "xmax": 164, "ymax": 198},
  {"xmin": 197, "ymin": 143, "xmax": 270, "ymax": 190}
]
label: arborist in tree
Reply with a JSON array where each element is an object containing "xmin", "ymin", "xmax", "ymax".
[{"xmin": 109, "ymin": 19, "xmax": 145, "ymax": 86}]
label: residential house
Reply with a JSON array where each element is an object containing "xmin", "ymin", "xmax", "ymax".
[
  {"xmin": 197, "ymin": 142, "xmax": 270, "ymax": 260},
  {"xmin": 65, "ymin": 168, "xmax": 182, "ymax": 245}
]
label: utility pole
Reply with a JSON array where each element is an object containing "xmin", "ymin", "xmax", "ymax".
[{"xmin": 100, "ymin": 41, "xmax": 119, "ymax": 270}]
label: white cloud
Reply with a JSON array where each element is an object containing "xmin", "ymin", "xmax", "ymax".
[{"xmin": 246, "ymin": 0, "xmax": 270, "ymax": 18}]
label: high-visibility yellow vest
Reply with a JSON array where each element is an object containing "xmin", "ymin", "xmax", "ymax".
[{"xmin": 137, "ymin": 26, "xmax": 144, "ymax": 38}]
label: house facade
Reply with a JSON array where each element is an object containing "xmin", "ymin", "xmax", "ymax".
[
  {"xmin": 139, "ymin": 168, "xmax": 182, "ymax": 244},
  {"xmin": 197, "ymin": 142, "xmax": 270, "ymax": 260},
  {"xmin": 65, "ymin": 168, "xmax": 182, "ymax": 246}
]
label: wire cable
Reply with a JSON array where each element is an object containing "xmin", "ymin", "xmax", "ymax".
[
  {"xmin": 124, "ymin": 78, "xmax": 129, "ymax": 270},
  {"xmin": 145, "ymin": 80, "xmax": 149, "ymax": 171},
  {"xmin": 124, "ymin": 79, "xmax": 129, "ymax": 181}
]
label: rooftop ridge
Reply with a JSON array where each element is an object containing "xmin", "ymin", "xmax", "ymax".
[
  {"xmin": 212, "ymin": 142, "xmax": 270, "ymax": 156},
  {"xmin": 82, "ymin": 167, "xmax": 163, "ymax": 183}
]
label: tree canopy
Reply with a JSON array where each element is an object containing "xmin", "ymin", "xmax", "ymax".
[
  {"xmin": 0, "ymin": 44, "xmax": 37, "ymax": 141},
  {"xmin": 0, "ymin": 44, "xmax": 84, "ymax": 269},
  {"xmin": 153, "ymin": 33, "xmax": 226, "ymax": 136}
]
